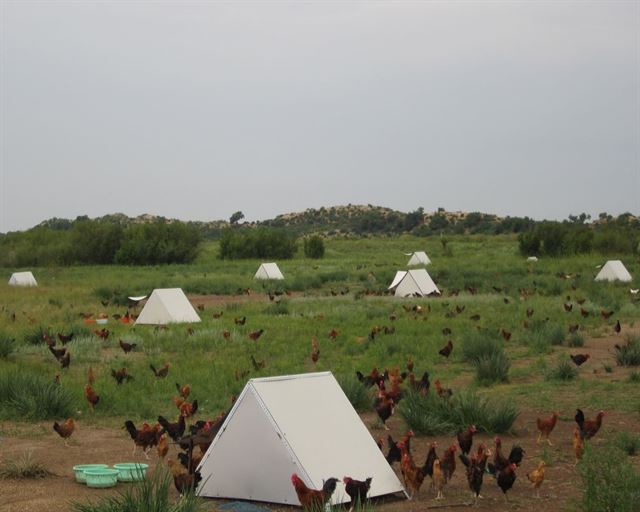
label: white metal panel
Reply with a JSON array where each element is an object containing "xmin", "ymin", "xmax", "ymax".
[
  {"xmin": 135, "ymin": 288, "xmax": 201, "ymax": 324},
  {"xmin": 197, "ymin": 388, "xmax": 303, "ymax": 504},
  {"xmin": 388, "ymin": 271, "xmax": 407, "ymax": 290},
  {"xmin": 595, "ymin": 260, "xmax": 633, "ymax": 282},
  {"xmin": 8, "ymin": 271, "xmax": 38, "ymax": 287}
]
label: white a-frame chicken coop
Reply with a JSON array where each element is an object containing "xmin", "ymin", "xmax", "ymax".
[{"xmin": 197, "ymin": 372, "xmax": 406, "ymax": 505}]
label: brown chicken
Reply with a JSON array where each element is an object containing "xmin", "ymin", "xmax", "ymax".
[
  {"xmin": 563, "ymin": 303, "xmax": 573, "ymax": 312},
  {"xmin": 328, "ymin": 329, "xmax": 339, "ymax": 340},
  {"xmin": 172, "ymin": 396, "xmax": 198, "ymax": 417},
  {"xmin": 59, "ymin": 350, "xmax": 71, "ymax": 369},
  {"xmin": 600, "ymin": 309, "xmax": 614, "ymax": 320},
  {"xmin": 311, "ymin": 337, "xmax": 320, "ymax": 363},
  {"xmin": 614, "ymin": 320, "xmax": 621, "ymax": 334},
  {"xmin": 111, "ymin": 367, "xmax": 133, "ymax": 384},
  {"xmin": 457, "ymin": 425, "xmax": 477, "ymax": 455},
  {"xmin": 375, "ymin": 396, "xmax": 394, "ymax": 430},
  {"xmin": 399, "ymin": 440, "xmax": 425, "ymax": 499},
  {"xmin": 234, "ymin": 316, "xmax": 246, "ymax": 326},
  {"xmin": 580, "ymin": 308, "xmax": 590, "ymax": 318},
  {"xmin": 570, "ymin": 354, "xmax": 590, "ymax": 366},
  {"xmin": 440, "ymin": 444, "xmax": 457, "ymax": 482},
  {"xmin": 526, "ymin": 461, "xmax": 545, "ymax": 498},
  {"xmin": 342, "ymin": 476, "xmax": 372, "ymax": 512},
  {"xmin": 432, "ymin": 459, "xmax": 446, "ymax": 500},
  {"xmin": 248, "ymin": 329, "xmax": 264, "ymax": 341},
  {"xmin": 57, "ymin": 332, "xmax": 73, "ymax": 344},
  {"xmin": 500, "ymin": 329, "xmax": 512, "ymax": 341},
  {"xmin": 175, "ymin": 382, "xmax": 191, "ymax": 399},
  {"xmin": 434, "ymin": 379, "xmax": 452, "ymax": 399},
  {"xmin": 438, "ymin": 340, "xmax": 453, "ymax": 358},
  {"xmin": 119, "ymin": 339, "xmax": 137, "ymax": 353},
  {"xmin": 167, "ymin": 458, "xmax": 202, "ymax": 495},
  {"xmin": 250, "ymin": 355, "xmax": 265, "ymax": 371},
  {"xmin": 124, "ymin": 420, "xmax": 162, "ymax": 458},
  {"xmin": 575, "ymin": 409, "xmax": 604, "ymax": 440},
  {"xmin": 290, "ymin": 473, "xmax": 339, "ymax": 509},
  {"xmin": 157, "ymin": 434, "xmax": 169, "ymax": 459},
  {"xmin": 93, "ymin": 328, "xmax": 110, "ymax": 340},
  {"xmin": 537, "ymin": 412, "xmax": 559, "ymax": 446},
  {"xmin": 52, "ymin": 418, "xmax": 75, "ymax": 445},
  {"xmin": 569, "ymin": 323, "xmax": 580, "ymax": 333},
  {"xmin": 84, "ymin": 384, "xmax": 99, "ymax": 411},
  {"xmin": 150, "ymin": 363, "xmax": 170, "ymax": 378},
  {"xmin": 223, "ymin": 330, "xmax": 231, "ymax": 339}
]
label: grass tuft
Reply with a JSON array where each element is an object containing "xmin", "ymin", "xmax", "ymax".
[
  {"xmin": 0, "ymin": 331, "xmax": 16, "ymax": 359},
  {"xmin": 567, "ymin": 332, "xmax": 585, "ymax": 347},
  {"xmin": 473, "ymin": 351, "xmax": 510, "ymax": 386},
  {"xmin": 337, "ymin": 374, "xmax": 372, "ymax": 412},
  {"xmin": 545, "ymin": 358, "xmax": 578, "ymax": 381},
  {"xmin": 0, "ymin": 451, "xmax": 50, "ymax": 479},
  {"xmin": 613, "ymin": 432, "xmax": 640, "ymax": 456},
  {"xmin": 615, "ymin": 337, "xmax": 640, "ymax": 367}
]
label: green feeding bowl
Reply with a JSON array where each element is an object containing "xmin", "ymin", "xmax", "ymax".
[
  {"xmin": 84, "ymin": 468, "xmax": 120, "ymax": 488},
  {"xmin": 72, "ymin": 464, "xmax": 109, "ymax": 483},
  {"xmin": 113, "ymin": 462, "xmax": 149, "ymax": 482}
]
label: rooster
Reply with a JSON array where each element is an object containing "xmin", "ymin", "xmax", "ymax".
[
  {"xmin": 356, "ymin": 368, "xmax": 381, "ymax": 388},
  {"xmin": 52, "ymin": 418, "xmax": 75, "ymax": 446},
  {"xmin": 150, "ymin": 363, "xmax": 170, "ymax": 378},
  {"xmin": 459, "ymin": 443, "xmax": 491, "ymax": 502},
  {"xmin": 119, "ymin": 339, "xmax": 137, "ymax": 353},
  {"xmin": 438, "ymin": 340, "xmax": 453, "ymax": 358},
  {"xmin": 409, "ymin": 371, "xmax": 430, "ymax": 395},
  {"xmin": 124, "ymin": 420, "xmax": 161, "ymax": 458},
  {"xmin": 342, "ymin": 477, "xmax": 372, "ymax": 512},
  {"xmin": 290, "ymin": 473, "xmax": 338, "ymax": 509},
  {"xmin": 536, "ymin": 412, "xmax": 559, "ymax": 446},
  {"xmin": 575, "ymin": 409, "xmax": 604, "ymax": 440},
  {"xmin": 158, "ymin": 415, "xmax": 186, "ymax": 442},
  {"xmin": 84, "ymin": 384, "xmax": 99, "ymax": 411}
]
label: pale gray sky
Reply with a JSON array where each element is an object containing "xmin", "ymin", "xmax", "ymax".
[{"xmin": 1, "ymin": 0, "xmax": 638, "ymax": 232}]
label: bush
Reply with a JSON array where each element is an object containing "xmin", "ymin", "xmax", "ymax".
[
  {"xmin": 0, "ymin": 451, "xmax": 50, "ymax": 479},
  {"xmin": 337, "ymin": 374, "xmax": 371, "ymax": 413},
  {"xmin": 263, "ymin": 301, "xmax": 290, "ymax": 316},
  {"xmin": 518, "ymin": 231, "xmax": 541, "ymax": 256},
  {"xmin": 567, "ymin": 332, "xmax": 585, "ymax": 347},
  {"xmin": 461, "ymin": 330, "xmax": 502, "ymax": 363},
  {"xmin": 577, "ymin": 443, "xmax": 640, "ymax": 512},
  {"xmin": 400, "ymin": 389, "xmax": 518, "ymax": 435},
  {"xmin": 473, "ymin": 352, "xmax": 510, "ymax": 385},
  {"xmin": 304, "ymin": 235, "xmax": 325, "ymax": 259},
  {"xmin": 546, "ymin": 359, "xmax": 578, "ymax": 381},
  {"xmin": 0, "ymin": 371, "xmax": 76, "ymax": 420},
  {"xmin": 115, "ymin": 222, "xmax": 201, "ymax": 265},
  {"xmin": 615, "ymin": 337, "xmax": 640, "ymax": 367},
  {"xmin": 0, "ymin": 332, "xmax": 15, "ymax": 359},
  {"xmin": 72, "ymin": 468, "xmax": 204, "ymax": 512},
  {"xmin": 23, "ymin": 326, "xmax": 53, "ymax": 346},
  {"xmin": 219, "ymin": 227, "xmax": 297, "ymax": 260},
  {"xmin": 525, "ymin": 321, "xmax": 565, "ymax": 353}
]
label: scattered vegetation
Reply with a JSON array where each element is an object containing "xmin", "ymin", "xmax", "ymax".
[
  {"xmin": 567, "ymin": 332, "xmax": 585, "ymax": 347},
  {"xmin": 337, "ymin": 374, "xmax": 371, "ymax": 412},
  {"xmin": 0, "ymin": 371, "xmax": 76, "ymax": 420},
  {"xmin": 473, "ymin": 351, "xmax": 510, "ymax": 385},
  {"xmin": 219, "ymin": 227, "xmax": 297, "ymax": 259},
  {"xmin": 0, "ymin": 331, "xmax": 15, "ymax": 359},
  {"xmin": 304, "ymin": 235, "xmax": 325, "ymax": 259},
  {"xmin": 615, "ymin": 337, "xmax": 640, "ymax": 367},
  {"xmin": 546, "ymin": 358, "xmax": 578, "ymax": 381},
  {"xmin": 612, "ymin": 432, "xmax": 640, "ymax": 456},
  {"xmin": 0, "ymin": 451, "xmax": 50, "ymax": 479}
]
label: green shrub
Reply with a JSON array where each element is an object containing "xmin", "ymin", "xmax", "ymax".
[
  {"xmin": 337, "ymin": 374, "xmax": 371, "ymax": 412},
  {"xmin": 567, "ymin": 332, "xmax": 585, "ymax": 347},
  {"xmin": 23, "ymin": 326, "xmax": 53, "ymax": 346},
  {"xmin": 0, "ymin": 332, "xmax": 15, "ymax": 359},
  {"xmin": 219, "ymin": 227, "xmax": 297, "ymax": 260},
  {"xmin": 114, "ymin": 222, "xmax": 201, "ymax": 265},
  {"xmin": 577, "ymin": 443, "xmax": 640, "ymax": 512},
  {"xmin": 615, "ymin": 337, "xmax": 640, "ymax": 367},
  {"xmin": 628, "ymin": 371, "xmax": 640, "ymax": 383},
  {"xmin": 0, "ymin": 371, "xmax": 76, "ymax": 420},
  {"xmin": 461, "ymin": 330, "xmax": 502, "ymax": 363},
  {"xmin": 0, "ymin": 451, "xmax": 50, "ymax": 479},
  {"xmin": 473, "ymin": 351, "xmax": 510, "ymax": 385},
  {"xmin": 525, "ymin": 321, "xmax": 564, "ymax": 353},
  {"xmin": 518, "ymin": 230, "xmax": 541, "ymax": 256},
  {"xmin": 546, "ymin": 359, "xmax": 578, "ymax": 381},
  {"xmin": 72, "ymin": 468, "xmax": 204, "ymax": 512},
  {"xmin": 304, "ymin": 235, "xmax": 325, "ymax": 259},
  {"xmin": 263, "ymin": 301, "xmax": 290, "ymax": 316},
  {"xmin": 400, "ymin": 389, "xmax": 518, "ymax": 435}
]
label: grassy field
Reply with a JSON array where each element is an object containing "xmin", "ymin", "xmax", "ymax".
[{"xmin": 1, "ymin": 235, "xmax": 639, "ymax": 510}]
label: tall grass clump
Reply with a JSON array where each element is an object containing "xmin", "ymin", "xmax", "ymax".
[
  {"xmin": 525, "ymin": 320, "xmax": 565, "ymax": 353},
  {"xmin": 461, "ymin": 330, "xmax": 502, "ymax": 363},
  {"xmin": 337, "ymin": 374, "xmax": 371, "ymax": 412},
  {"xmin": 0, "ymin": 370, "xmax": 76, "ymax": 420},
  {"xmin": 615, "ymin": 337, "xmax": 640, "ymax": 367},
  {"xmin": 545, "ymin": 358, "xmax": 578, "ymax": 381},
  {"xmin": 0, "ymin": 451, "xmax": 50, "ymax": 479},
  {"xmin": 567, "ymin": 332, "xmax": 585, "ymax": 347},
  {"xmin": 462, "ymin": 330, "xmax": 510, "ymax": 385},
  {"xmin": 577, "ymin": 443, "xmax": 640, "ymax": 512},
  {"xmin": 23, "ymin": 325, "xmax": 52, "ymax": 346},
  {"xmin": 73, "ymin": 468, "xmax": 204, "ymax": 512},
  {"xmin": 400, "ymin": 389, "xmax": 518, "ymax": 435},
  {"xmin": 0, "ymin": 331, "xmax": 15, "ymax": 359},
  {"xmin": 473, "ymin": 352, "xmax": 510, "ymax": 385},
  {"xmin": 613, "ymin": 431, "xmax": 640, "ymax": 456}
]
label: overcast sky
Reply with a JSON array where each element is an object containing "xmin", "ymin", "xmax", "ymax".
[{"xmin": 1, "ymin": 1, "xmax": 638, "ymax": 232}]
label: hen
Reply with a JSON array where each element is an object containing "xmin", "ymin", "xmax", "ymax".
[
  {"xmin": 438, "ymin": 340, "xmax": 453, "ymax": 358},
  {"xmin": 496, "ymin": 463, "xmax": 517, "ymax": 501},
  {"xmin": 175, "ymin": 382, "xmax": 191, "ymax": 400},
  {"xmin": 167, "ymin": 459, "xmax": 202, "ymax": 495},
  {"xmin": 440, "ymin": 444, "xmax": 457, "ymax": 482},
  {"xmin": 536, "ymin": 412, "xmax": 559, "ymax": 446},
  {"xmin": 375, "ymin": 396, "xmax": 394, "ymax": 430},
  {"xmin": 342, "ymin": 477, "xmax": 372, "ymax": 512},
  {"xmin": 570, "ymin": 354, "xmax": 590, "ymax": 366},
  {"xmin": 290, "ymin": 473, "xmax": 338, "ymax": 510},
  {"xmin": 526, "ymin": 461, "xmax": 545, "ymax": 498},
  {"xmin": 111, "ymin": 367, "xmax": 133, "ymax": 385},
  {"xmin": 398, "ymin": 440, "xmax": 425, "ymax": 499},
  {"xmin": 457, "ymin": 425, "xmax": 477, "ymax": 455},
  {"xmin": 432, "ymin": 459, "xmax": 446, "ymax": 500},
  {"xmin": 84, "ymin": 384, "xmax": 99, "ymax": 411},
  {"xmin": 52, "ymin": 418, "xmax": 75, "ymax": 446},
  {"xmin": 124, "ymin": 420, "xmax": 161, "ymax": 458},
  {"xmin": 150, "ymin": 363, "xmax": 170, "ymax": 378},
  {"xmin": 119, "ymin": 339, "xmax": 137, "ymax": 353},
  {"xmin": 459, "ymin": 443, "xmax": 491, "ymax": 503},
  {"xmin": 157, "ymin": 434, "xmax": 169, "ymax": 459},
  {"xmin": 575, "ymin": 409, "xmax": 604, "ymax": 440},
  {"xmin": 573, "ymin": 427, "xmax": 584, "ymax": 463},
  {"xmin": 158, "ymin": 414, "xmax": 186, "ymax": 442},
  {"xmin": 248, "ymin": 329, "xmax": 264, "ymax": 341}
]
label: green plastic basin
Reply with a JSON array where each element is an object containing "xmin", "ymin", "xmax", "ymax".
[
  {"xmin": 84, "ymin": 468, "xmax": 120, "ymax": 488},
  {"xmin": 72, "ymin": 464, "xmax": 109, "ymax": 483},
  {"xmin": 113, "ymin": 462, "xmax": 149, "ymax": 482}
]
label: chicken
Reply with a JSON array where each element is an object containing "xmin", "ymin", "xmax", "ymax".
[
  {"xmin": 406, "ymin": 358, "xmax": 414, "ymax": 372},
  {"xmin": 119, "ymin": 339, "xmax": 137, "ymax": 353},
  {"xmin": 536, "ymin": 412, "xmax": 559, "ymax": 446},
  {"xmin": 569, "ymin": 323, "xmax": 580, "ymax": 333},
  {"xmin": 440, "ymin": 444, "xmax": 457, "ymax": 482},
  {"xmin": 93, "ymin": 328, "xmax": 110, "ymax": 340},
  {"xmin": 385, "ymin": 434, "xmax": 402, "ymax": 466},
  {"xmin": 432, "ymin": 459, "xmax": 446, "ymax": 500},
  {"xmin": 59, "ymin": 350, "xmax": 71, "ymax": 369},
  {"xmin": 342, "ymin": 477, "xmax": 372, "ymax": 512},
  {"xmin": 457, "ymin": 425, "xmax": 477, "ymax": 455},
  {"xmin": 526, "ymin": 308, "xmax": 534, "ymax": 317},
  {"xmin": 573, "ymin": 427, "xmax": 584, "ymax": 463},
  {"xmin": 438, "ymin": 340, "xmax": 453, "ymax": 358},
  {"xmin": 570, "ymin": 354, "xmax": 590, "ymax": 366},
  {"xmin": 398, "ymin": 440, "xmax": 425, "ymax": 499},
  {"xmin": 250, "ymin": 355, "xmax": 265, "ymax": 371},
  {"xmin": 459, "ymin": 443, "xmax": 491, "ymax": 502},
  {"xmin": 423, "ymin": 441, "xmax": 438, "ymax": 482},
  {"xmin": 212, "ymin": 311, "xmax": 223, "ymax": 319},
  {"xmin": 57, "ymin": 332, "xmax": 73, "ymax": 344},
  {"xmin": 575, "ymin": 409, "xmax": 604, "ymax": 440},
  {"xmin": 175, "ymin": 382, "xmax": 191, "ymax": 400},
  {"xmin": 234, "ymin": 316, "xmax": 246, "ymax": 326},
  {"xmin": 124, "ymin": 420, "xmax": 161, "ymax": 458},
  {"xmin": 600, "ymin": 309, "xmax": 614, "ymax": 320},
  {"xmin": 356, "ymin": 368, "xmax": 381, "ymax": 388},
  {"xmin": 311, "ymin": 337, "xmax": 320, "ymax": 363},
  {"xmin": 442, "ymin": 327, "xmax": 452, "ymax": 336},
  {"xmin": 223, "ymin": 330, "xmax": 231, "ymax": 339},
  {"xmin": 52, "ymin": 418, "xmax": 75, "ymax": 446},
  {"xmin": 488, "ymin": 437, "xmax": 524, "ymax": 475},
  {"xmin": 614, "ymin": 320, "xmax": 621, "ymax": 334},
  {"xmin": 328, "ymin": 329, "xmax": 339, "ymax": 340},
  {"xmin": 84, "ymin": 384, "xmax": 99, "ymax": 411},
  {"xmin": 177, "ymin": 450, "xmax": 203, "ymax": 473},
  {"xmin": 111, "ymin": 367, "xmax": 133, "ymax": 385},
  {"xmin": 172, "ymin": 396, "xmax": 198, "ymax": 417},
  {"xmin": 375, "ymin": 396, "xmax": 394, "ymax": 430},
  {"xmin": 526, "ymin": 461, "xmax": 545, "ymax": 498},
  {"xmin": 157, "ymin": 434, "xmax": 169, "ymax": 459},
  {"xmin": 158, "ymin": 414, "xmax": 186, "ymax": 442},
  {"xmin": 580, "ymin": 308, "xmax": 590, "ymax": 318},
  {"xmin": 496, "ymin": 463, "xmax": 517, "ymax": 501},
  {"xmin": 500, "ymin": 329, "xmax": 512, "ymax": 341},
  {"xmin": 48, "ymin": 345, "xmax": 67, "ymax": 361},
  {"xmin": 434, "ymin": 379, "xmax": 452, "ymax": 399},
  {"xmin": 150, "ymin": 363, "xmax": 170, "ymax": 378},
  {"xmin": 563, "ymin": 303, "xmax": 573, "ymax": 312},
  {"xmin": 248, "ymin": 329, "xmax": 264, "ymax": 341},
  {"xmin": 470, "ymin": 314, "xmax": 481, "ymax": 321},
  {"xmin": 409, "ymin": 371, "xmax": 430, "ymax": 395},
  {"xmin": 290, "ymin": 473, "xmax": 338, "ymax": 509},
  {"xmin": 167, "ymin": 458, "xmax": 202, "ymax": 495}
]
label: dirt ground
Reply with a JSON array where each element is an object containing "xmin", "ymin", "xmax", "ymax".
[{"xmin": 1, "ymin": 323, "xmax": 639, "ymax": 512}]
